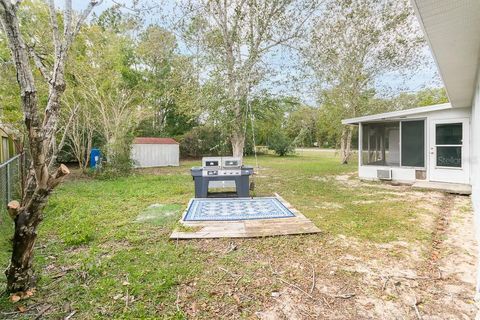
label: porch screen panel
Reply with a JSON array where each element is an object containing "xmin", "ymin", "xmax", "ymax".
[
  {"xmin": 361, "ymin": 122, "xmax": 399, "ymax": 166},
  {"xmin": 401, "ymin": 120, "xmax": 425, "ymax": 167}
]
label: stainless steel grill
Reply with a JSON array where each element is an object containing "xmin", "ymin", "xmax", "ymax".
[{"xmin": 191, "ymin": 157, "xmax": 253, "ymax": 198}]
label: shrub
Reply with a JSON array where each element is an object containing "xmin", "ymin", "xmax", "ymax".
[
  {"xmin": 94, "ymin": 136, "xmax": 134, "ymax": 179},
  {"xmin": 268, "ymin": 132, "xmax": 294, "ymax": 156},
  {"xmin": 180, "ymin": 126, "xmax": 231, "ymax": 158}
]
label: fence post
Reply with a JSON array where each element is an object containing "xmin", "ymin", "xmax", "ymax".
[{"xmin": 6, "ymin": 161, "xmax": 10, "ymax": 203}]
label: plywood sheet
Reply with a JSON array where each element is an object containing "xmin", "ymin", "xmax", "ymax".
[{"xmin": 170, "ymin": 194, "xmax": 321, "ymax": 239}]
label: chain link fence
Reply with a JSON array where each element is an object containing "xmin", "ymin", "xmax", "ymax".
[{"xmin": 0, "ymin": 154, "xmax": 23, "ymax": 218}]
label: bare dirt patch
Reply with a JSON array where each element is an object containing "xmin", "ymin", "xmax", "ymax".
[{"xmin": 176, "ymin": 185, "xmax": 478, "ymax": 319}]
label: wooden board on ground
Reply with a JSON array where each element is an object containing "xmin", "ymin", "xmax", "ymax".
[{"xmin": 170, "ymin": 194, "xmax": 321, "ymax": 239}]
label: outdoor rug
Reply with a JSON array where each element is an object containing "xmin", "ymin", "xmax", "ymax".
[
  {"xmin": 171, "ymin": 194, "xmax": 321, "ymax": 239},
  {"xmin": 183, "ymin": 197, "xmax": 295, "ymax": 221}
]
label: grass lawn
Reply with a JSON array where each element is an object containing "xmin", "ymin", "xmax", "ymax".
[{"xmin": 0, "ymin": 150, "xmax": 474, "ymax": 319}]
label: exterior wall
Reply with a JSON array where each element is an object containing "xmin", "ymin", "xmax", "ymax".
[
  {"xmin": 473, "ymin": 68, "xmax": 480, "ymax": 218},
  {"xmin": 359, "ymin": 166, "xmax": 416, "ymax": 183},
  {"xmin": 131, "ymin": 144, "xmax": 180, "ymax": 168},
  {"xmin": 358, "ymin": 107, "xmax": 471, "ymax": 184},
  {"xmin": 472, "ymin": 66, "xmax": 480, "ymax": 293}
]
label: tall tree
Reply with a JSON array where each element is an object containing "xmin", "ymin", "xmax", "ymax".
[
  {"xmin": 0, "ymin": 0, "xmax": 101, "ymax": 293},
  {"xmin": 307, "ymin": 0, "xmax": 425, "ymax": 163},
  {"xmin": 60, "ymin": 20, "xmax": 146, "ymax": 170},
  {"xmin": 180, "ymin": 0, "xmax": 321, "ymax": 158},
  {"xmin": 135, "ymin": 25, "xmax": 200, "ymax": 137}
]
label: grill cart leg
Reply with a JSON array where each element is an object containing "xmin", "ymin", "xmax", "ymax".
[
  {"xmin": 200, "ymin": 178, "xmax": 209, "ymax": 198},
  {"xmin": 236, "ymin": 176, "xmax": 250, "ymax": 197},
  {"xmin": 193, "ymin": 176, "xmax": 208, "ymax": 198}
]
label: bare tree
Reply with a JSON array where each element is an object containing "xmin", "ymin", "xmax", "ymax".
[
  {"xmin": 82, "ymin": 77, "xmax": 147, "ymax": 165},
  {"xmin": 180, "ymin": 0, "xmax": 321, "ymax": 158},
  {"xmin": 62, "ymin": 100, "xmax": 94, "ymax": 171},
  {"xmin": 0, "ymin": 0, "xmax": 101, "ymax": 292}
]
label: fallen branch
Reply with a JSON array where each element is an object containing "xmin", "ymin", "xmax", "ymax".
[
  {"xmin": 413, "ymin": 296, "xmax": 422, "ymax": 320},
  {"xmin": 51, "ymin": 271, "xmax": 67, "ymax": 279},
  {"xmin": 234, "ymin": 274, "xmax": 244, "ymax": 287},
  {"xmin": 1, "ymin": 310, "xmax": 22, "ymax": 316},
  {"xmin": 1, "ymin": 302, "xmax": 43, "ymax": 316},
  {"xmin": 218, "ymin": 267, "xmax": 243, "ymax": 287},
  {"xmin": 214, "ymin": 270, "xmax": 229, "ymax": 285},
  {"xmin": 393, "ymin": 275, "xmax": 431, "ymax": 281},
  {"xmin": 309, "ymin": 264, "xmax": 316, "ymax": 294},
  {"xmin": 34, "ymin": 305, "xmax": 52, "ymax": 320},
  {"xmin": 218, "ymin": 267, "xmax": 237, "ymax": 278},
  {"xmin": 382, "ymin": 276, "xmax": 391, "ymax": 291},
  {"xmin": 225, "ymin": 242, "xmax": 237, "ymax": 254},
  {"xmin": 277, "ymin": 278, "xmax": 315, "ymax": 300},
  {"xmin": 175, "ymin": 290, "xmax": 181, "ymax": 312},
  {"xmin": 125, "ymin": 287, "xmax": 129, "ymax": 309},
  {"xmin": 322, "ymin": 296, "xmax": 332, "ymax": 309},
  {"xmin": 64, "ymin": 310, "xmax": 76, "ymax": 320},
  {"xmin": 334, "ymin": 293, "xmax": 356, "ymax": 299}
]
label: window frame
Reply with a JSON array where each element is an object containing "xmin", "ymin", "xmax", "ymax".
[{"xmin": 434, "ymin": 122, "xmax": 463, "ymax": 170}]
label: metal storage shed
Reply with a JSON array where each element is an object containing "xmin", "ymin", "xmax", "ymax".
[{"xmin": 131, "ymin": 137, "xmax": 179, "ymax": 168}]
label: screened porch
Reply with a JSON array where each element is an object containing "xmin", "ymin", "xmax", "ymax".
[{"xmin": 361, "ymin": 120, "xmax": 425, "ymax": 168}]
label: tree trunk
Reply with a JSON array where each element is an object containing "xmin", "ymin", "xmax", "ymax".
[
  {"xmin": 6, "ymin": 164, "xmax": 69, "ymax": 291},
  {"xmin": 6, "ymin": 206, "xmax": 43, "ymax": 292},
  {"xmin": 1, "ymin": 0, "xmax": 98, "ymax": 293},
  {"xmin": 340, "ymin": 126, "xmax": 353, "ymax": 164},
  {"xmin": 84, "ymin": 132, "xmax": 93, "ymax": 171},
  {"xmin": 231, "ymin": 130, "xmax": 245, "ymax": 158}
]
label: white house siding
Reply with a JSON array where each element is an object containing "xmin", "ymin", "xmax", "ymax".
[
  {"xmin": 472, "ymin": 66, "xmax": 480, "ymax": 293},
  {"xmin": 131, "ymin": 144, "xmax": 179, "ymax": 168},
  {"xmin": 359, "ymin": 166, "xmax": 416, "ymax": 182},
  {"xmin": 358, "ymin": 107, "xmax": 471, "ymax": 183},
  {"xmin": 473, "ymin": 68, "xmax": 480, "ymax": 214}
]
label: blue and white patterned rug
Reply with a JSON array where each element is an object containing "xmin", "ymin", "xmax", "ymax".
[{"xmin": 183, "ymin": 197, "xmax": 296, "ymax": 221}]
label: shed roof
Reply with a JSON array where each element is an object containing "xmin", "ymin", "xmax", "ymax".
[
  {"xmin": 342, "ymin": 103, "xmax": 452, "ymax": 125},
  {"xmin": 133, "ymin": 137, "xmax": 179, "ymax": 145}
]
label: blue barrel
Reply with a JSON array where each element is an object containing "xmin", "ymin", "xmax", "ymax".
[{"xmin": 90, "ymin": 148, "xmax": 101, "ymax": 168}]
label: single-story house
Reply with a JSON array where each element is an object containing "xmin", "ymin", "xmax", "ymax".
[
  {"xmin": 131, "ymin": 137, "xmax": 179, "ymax": 168},
  {"xmin": 342, "ymin": 103, "xmax": 471, "ymax": 186},
  {"xmin": 343, "ymin": 0, "xmax": 480, "ymax": 195},
  {"xmin": 345, "ymin": 0, "xmax": 480, "ymax": 291}
]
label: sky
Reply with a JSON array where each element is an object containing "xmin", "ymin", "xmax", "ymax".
[{"xmin": 72, "ymin": 0, "xmax": 443, "ymax": 106}]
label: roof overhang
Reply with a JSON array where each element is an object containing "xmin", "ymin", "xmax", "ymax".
[
  {"xmin": 411, "ymin": 0, "xmax": 480, "ymax": 108},
  {"xmin": 342, "ymin": 103, "xmax": 452, "ymax": 125}
]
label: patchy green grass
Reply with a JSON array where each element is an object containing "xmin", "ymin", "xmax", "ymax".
[{"xmin": 0, "ymin": 150, "xmax": 433, "ymax": 319}]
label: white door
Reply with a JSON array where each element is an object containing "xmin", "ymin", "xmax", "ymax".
[{"xmin": 429, "ymin": 118, "xmax": 470, "ymax": 184}]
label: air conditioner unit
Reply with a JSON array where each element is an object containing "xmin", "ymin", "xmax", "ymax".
[{"xmin": 377, "ymin": 169, "xmax": 392, "ymax": 180}]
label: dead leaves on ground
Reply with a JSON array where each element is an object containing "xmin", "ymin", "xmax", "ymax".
[{"xmin": 10, "ymin": 288, "xmax": 36, "ymax": 303}]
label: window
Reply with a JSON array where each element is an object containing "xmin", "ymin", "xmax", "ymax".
[
  {"xmin": 362, "ymin": 123, "xmax": 400, "ymax": 166},
  {"xmin": 435, "ymin": 123, "xmax": 462, "ymax": 168},
  {"xmin": 401, "ymin": 120, "xmax": 425, "ymax": 167},
  {"xmin": 436, "ymin": 123, "xmax": 462, "ymax": 145}
]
